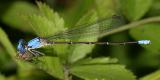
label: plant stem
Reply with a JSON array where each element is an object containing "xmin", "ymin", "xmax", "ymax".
[
  {"xmin": 64, "ymin": 64, "xmax": 71, "ymax": 80},
  {"xmin": 100, "ymin": 16, "xmax": 160, "ymax": 38}
]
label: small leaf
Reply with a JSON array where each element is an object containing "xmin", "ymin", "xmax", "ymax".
[
  {"xmin": 73, "ymin": 57, "xmax": 118, "ymax": 65},
  {"xmin": 27, "ymin": 15, "xmax": 64, "ymax": 37},
  {"xmin": 27, "ymin": 13, "xmax": 65, "ymax": 37},
  {"xmin": 1, "ymin": 1, "xmax": 38, "ymax": 32},
  {"xmin": 37, "ymin": 2, "xmax": 65, "ymax": 32},
  {"xmin": 129, "ymin": 23, "xmax": 160, "ymax": 53},
  {"xmin": 26, "ymin": 2, "xmax": 65, "ymax": 37},
  {"xmin": 37, "ymin": 56, "xmax": 64, "ymax": 79},
  {"xmin": 70, "ymin": 64, "xmax": 136, "ymax": 80},
  {"xmin": 120, "ymin": 0, "xmax": 153, "ymax": 21},
  {"xmin": 140, "ymin": 70, "xmax": 160, "ymax": 80}
]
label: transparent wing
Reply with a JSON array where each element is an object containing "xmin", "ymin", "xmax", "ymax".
[{"xmin": 45, "ymin": 15, "xmax": 125, "ymax": 40}]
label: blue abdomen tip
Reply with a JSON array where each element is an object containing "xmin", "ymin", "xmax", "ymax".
[{"xmin": 138, "ymin": 40, "xmax": 151, "ymax": 45}]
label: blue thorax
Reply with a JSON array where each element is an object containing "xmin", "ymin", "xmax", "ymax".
[{"xmin": 27, "ymin": 37, "xmax": 42, "ymax": 49}]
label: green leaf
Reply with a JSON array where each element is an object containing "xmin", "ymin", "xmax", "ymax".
[
  {"xmin": 27, "ymin": 2, "xmax": 65, "ymax": 37},
  {"xmin": 0, "ymin": 75, "xmax": 7, "ymax": 80},
  {"xmin": 73, "ymin": 57, "xmax": 118, "ymax": 65},
  {"xmin": 16, "ymin": 60, "xmax": 37, "ymax": 79},
  {"xmin": 37, "ymin": 56, "xmax": 64, "ymax": 79},
  {"xmin": 27, "ymin": 15, "xmax": 65, "ymax": 37},
  {"xmin": 17, "ymin": 60, "xmax": 57, "ymax": 80},
  {"xmin": 37, "ymin": 2, "xmax": 65, "ymax": 32},
  {"xmin": 140, "ymin": 70, "xmax": 160, "ymax": 80},
  {"xmin": 129, "ymin": 23, "xmax": 160, "ymax": 53},
  {"xmin": 147, "ymin": 0, "xmax": 160, "ymax": 16},
  {"xmin": 62, "ymin": 0, "xmax": 94, "ymax": 27},
  {"xmin": 67, "ymin": 9, "xmax": 98, "ymax": 63},
  {"xmin": 136, "ymin": 50, "xmax": 160, "ymax": 67},
  {"xmin": 70, "ymin": 65, "xmax": 136, "ymax": 80},
  {"xmin": 0, "ymin": 27, "xmax": 16, "ymax": 59},
  {"xmin": 1, "ymin": 1, "xmax": 38, "ymax": 32},
  {"xmin": 37, "ymin": 2, "xmax": 61, "ymax": 22},
  {"xmin": 94, "ymin": 0, "xmax": 117, "ymax": 18},
  {"xmin": 120, "ymin": 0, "xmax": 153, "ymax": 21}
]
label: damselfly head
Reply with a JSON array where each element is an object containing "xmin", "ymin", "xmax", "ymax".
[{"xmin": 17, "ymin": 39, "xmax": 27, "ymax": 54}]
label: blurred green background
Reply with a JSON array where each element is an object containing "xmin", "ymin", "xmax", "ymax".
[{"xmin": 0, "ymin": 0, "xmax": 160, "ymax": 80}]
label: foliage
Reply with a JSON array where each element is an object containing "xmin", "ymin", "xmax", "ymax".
[{"xmin": 0, "ymin": 0, "xmax": 160, "ymax": 80}]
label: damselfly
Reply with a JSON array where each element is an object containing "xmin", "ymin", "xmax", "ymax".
[{"xmin": 17, "ymin": 15, "xmax": 150, "ymax": 60}]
